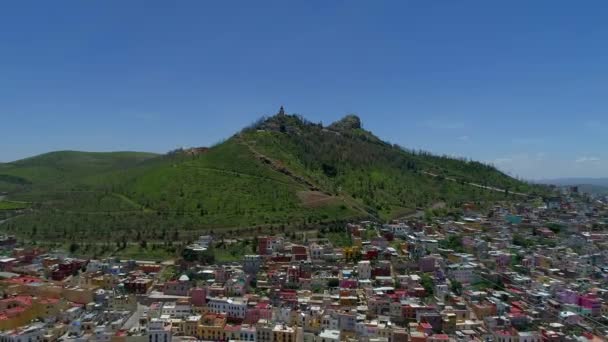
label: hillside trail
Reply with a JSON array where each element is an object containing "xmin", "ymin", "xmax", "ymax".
[
  {"xmin": 238, "ymin": 136, "xmax": 322, "ymax": 192},
  {"xmin": 237, "ymin": 136, "xmax": 376, "ymax": 219},
  {"xmin": 179, "ymin": 164, "xmax": 298, "ymax": 187},
  {"xmin": 421, "ymin": 171, "xmax": 528, "ymax": 197}
]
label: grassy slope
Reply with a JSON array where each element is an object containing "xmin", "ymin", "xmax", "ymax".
[
  {"xmin": 0, "ymin": 201, "xmax": 29, "ymax": 210},
  {"xmin": 118, "ymin": 139, "xmax": 357, "ymax": 227},
  {"xmin": 0, "ymin": 115, "xmax": 543, "ymax": 242},
  {"xmin": 1, "ymin": 140, "xmax": 358, "ymax": 241},
  {"xmin": 242, "ymin": 114, "xmax": 541, "ymax": 219},
  {"xmin": 0, "ymin": 151, "xmax": 158, "ymax": 194}
]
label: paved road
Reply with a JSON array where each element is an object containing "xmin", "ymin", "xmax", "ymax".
[{"xmin": 122, "ymin": 303, "xmax": 148, "ymax": 330}]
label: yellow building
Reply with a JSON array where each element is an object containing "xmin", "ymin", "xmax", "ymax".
[
  {"xmin": 43, "ymin": 323, "xmax": 69, "ymax": 342},
  {"xmin": 342, "ymin": 246, "xmax": 360, "ymax": 261},
  {"xmin": 110, "ymin": 295, "xmax": 137, "ymax": 311},
  {"xmin": 62, "ymin": 286, "xmax": 96, "ymax": 304},
  {"xmin": 442, "ymin": 313, "xmax": 457, "ymax": 333},
  {"xmin": 88, "ymin": 274, "xmax": 116, "ymax": 289},
  {"xmin": 0, "ymin": 296, "xmax": 37, "ymax": 330},
  {"xmin": 339, "ymin": 295, "xmax": 358, "ymax": 307},
  {"xmin": 181, "ymin": 315, "xmax": 201, "ymax": 338},
  {"xmin": 0, "ymin": 296, "xmax": 66, "ymax": 330},
  {"xmin": 4, "ymin": 280, "xmax": 96, "ymax": 305},
  {"xmin": 273, "ymin": 324, "xmax": 297, "ymax": 342},
  {"xmin": 197, "ymin": 313, "xmax": 226, "ymax": 341}
]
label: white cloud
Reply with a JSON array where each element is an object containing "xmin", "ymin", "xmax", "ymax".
[
  {"xmin": 457, "ymin": 135, "xmax": 469, "ymax": 141},
  {"xmin": 489, "ymin": 153, "xmax": 552, "ymax": 179},
  {"xmin": 575, "ymin": 156, "xmax": 600, "ymax": 163},
  {"xmin": 488, "ymin": 153, "xmax": 607, "ymax": 180}
]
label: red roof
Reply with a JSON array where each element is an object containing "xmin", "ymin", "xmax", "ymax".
[
  {"xmin": 3, "ymin": 276, "xmax": 43, "ymax": 285},
  {"xmin": 0, "ymin": 295, "xmax": 33, "ymax": 306},
  {"xmin": 39, "ymin": 298, "xmax": 60, "ymax": 305},
  {"xmin": 256, "ymin": 302, "xmax": 271, "ymax": 309},
  {"xmin": 224, "ymin": 325, "xmax": 241, "ymax": 332}
]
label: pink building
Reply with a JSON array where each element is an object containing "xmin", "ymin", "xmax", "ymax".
[
  {"xmin": 579, "ymin": 293, "xmax": 602, "ymax": 317},
  {"xmin": 340, "ymin": 279, "xmax": 358, "ymax": 289},
  {"xmin": 243, "ymin": 302, "xmax": 272, "ymax": 324},
  {"xmin": 190, "ymin": 287, "xmax": 207, "ymax": 306}
]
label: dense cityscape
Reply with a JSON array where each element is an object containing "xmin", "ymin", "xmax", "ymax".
[
  {"xmin": 0, "ymin": 188, "xmax": 607, "ymax": 341},
  {"xmin": 3, "ymin": 2, "xmax": 608, "ymax": 342}
]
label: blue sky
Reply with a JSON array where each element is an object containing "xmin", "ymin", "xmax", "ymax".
[{"xmin": 1, "ymin": 1, "xmax": 608, "ymax": 179}]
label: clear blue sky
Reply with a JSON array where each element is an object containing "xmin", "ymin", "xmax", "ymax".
[{"xmin": 2, "ymin": 1, "xmax": 608, "ymax": 179}]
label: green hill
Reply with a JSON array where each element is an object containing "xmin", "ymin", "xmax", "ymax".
[
  {"xmin": 0, "ymin": 151, "xmax": 158, "ymax": 192},
  {"xmin": 0, "ymin": 112, "xmax": 544, "ymax": 243}
]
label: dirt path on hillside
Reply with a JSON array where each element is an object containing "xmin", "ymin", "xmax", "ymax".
[{"xmin": 421, "ymin": 171, "xmax": 528, "ymax": 197}]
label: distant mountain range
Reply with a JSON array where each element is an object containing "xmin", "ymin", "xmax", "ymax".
[
  {"xmin": 540, "ymin": 178, "xmax": 608, "ymax": 195},
  {"xmin": 542, "ymin": 178, "xmax": 608, "ymax": 187},
  {"xmin": 0, "ymin": 110, "xmax": 546, "ymax": 242}
]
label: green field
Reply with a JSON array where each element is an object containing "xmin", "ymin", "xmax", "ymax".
[{"xmin": 0, "ymin": 200, "xmax": 28, "ymax": 210}]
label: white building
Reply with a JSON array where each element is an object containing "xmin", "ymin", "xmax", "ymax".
[
  {"xmin": 447, "ymin": 263, "xmax": 477, "ymax": 284},
  {"xmin": 385, "ymin": 223, "xmax": 410, "ymax": 237},
  {"xmin": 161, "ymin": 302, "xmax": 192, "ymax": 318},
  {"xmin": 317, "ymin": 329, "xmax": 340, "ymax": 342},
  {"xmin": 148, "ymin": 318, "xmax": 172, "ymax": 342},
  {"xmin": 197, "ymin": 235, "xmax": 214, "ymax": 248},
  {"xmin": 321, "ymin": 315, "xmax": 339, "ymax": 331},
  {"xmin": 207, "ymin": 297, "xmax": 248, "ymax": 319},
  {"xmin": 239, "ymin": 325, "xmax": 257, "ymax": 342},
  {"xmin": 358, "ymin": 261, "xmax": 372, "ymax": 280},
  {"xmin": 0, "ymin": 324, "xmax": 44, "ymax": 342},
  {"xmin": 94, "ymin": 327, "xmax": 112, "ymax": 342},
  {"xmin": 310, "ymin": 244, "xmax": 323, "ymax": 260}
]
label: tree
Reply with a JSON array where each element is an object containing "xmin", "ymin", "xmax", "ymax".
[
  {"xmin": 440, "ymin": 234, "xmax": 464, "ymax": 252},
  {"xmin": 69, "ymin": 242, "xmax": 80, "ymax": 254},
  {"xmin": 327, "ymin": 279, "xmax": 340, "ymax": 288},
  {"xmin": 420, "ymin": 274, "xmax": 434, "ymax": 296},
  {"xmin": 451, "ymin": 280, "xmax": 463, "ymax": 295},
  {"xmin": 512, "ymin": 234, "xmax": 533, "ymax": 248},
  {"xmin": 251, "ymin": 236, "xmax": 258, "ymax": 254}
]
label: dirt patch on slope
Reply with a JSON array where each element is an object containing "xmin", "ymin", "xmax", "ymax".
[{"xmin": 297, "ymin": 191, "xmax": 340, "ymax": 208}]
